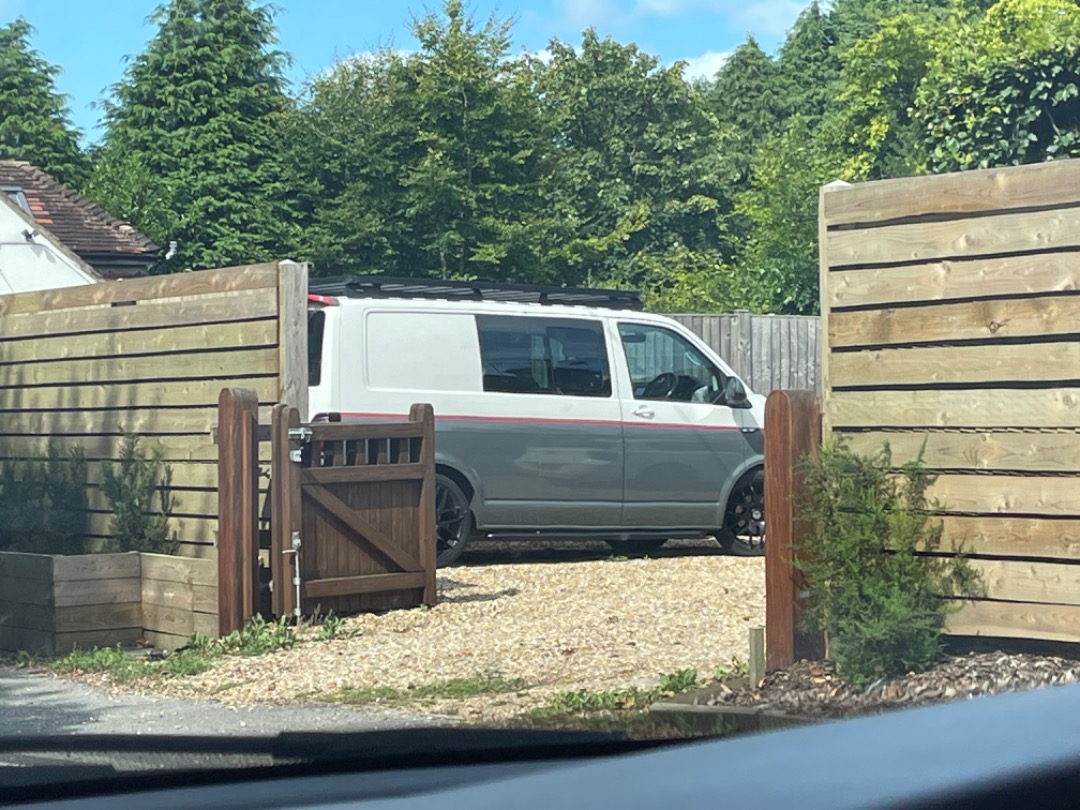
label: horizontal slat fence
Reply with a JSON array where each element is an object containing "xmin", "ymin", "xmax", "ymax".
[
  {"xmin": 673, "ymin": 313, "xmax": 820, "ymax": 395},
  {"xmin": 0, "ymin": 260, "xmax": 308, "ymax": 558},
  {"xmin": 820, "ymin": 157, "xmax": 1080, "ymax": 645}
]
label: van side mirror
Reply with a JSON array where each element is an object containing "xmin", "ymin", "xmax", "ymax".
[{"xmin": 719, "ymin": 377, "xmax": 750, "ymax": 408}]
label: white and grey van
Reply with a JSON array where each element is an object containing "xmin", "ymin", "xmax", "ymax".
[{"xmin": 306, "ymin": 277, "xmax": 766, "ymax": 566}]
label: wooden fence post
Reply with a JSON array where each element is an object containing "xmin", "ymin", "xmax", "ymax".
[
  {"xmin": 764, "ymin": 389, "xmax": 825, "ymax": 671},
  {"xmin": 410, "ymin": 403, "xmax": 437, "ymax": 607},
  {"xmin": 218, "ymin": 387, "xmax": 260, "ymax": 636}
]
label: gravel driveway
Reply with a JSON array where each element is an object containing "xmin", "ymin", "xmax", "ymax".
[{"xmin": 86, "ymin": 540, "xmax": 765, "ymax": 723}]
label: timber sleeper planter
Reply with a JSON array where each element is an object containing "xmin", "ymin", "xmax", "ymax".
[{"xmin": 0, "ymin": 551, "xmax": 217, "ymax": 656}]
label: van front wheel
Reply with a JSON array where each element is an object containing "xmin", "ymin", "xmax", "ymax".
[
  {"xmin": 716, "ymin": 469, "xmax": 765, "ymax": 557},
  {"xmin": 435, "ymin": 473, "xmax": 472, "ymax": 568}
]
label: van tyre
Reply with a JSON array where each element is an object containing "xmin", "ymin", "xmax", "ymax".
[
  {"xmin": 435, "ymin": 473, "xmax": 472, "ymax": 568},
  {"xmin": 717, "ymin": 469, "xmax": 765, "ymax": 557}
]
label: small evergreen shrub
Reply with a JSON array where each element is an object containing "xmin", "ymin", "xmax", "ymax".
[
  {"xmin": 794, "ymin": 440, "xmax": 984, "ymax": 688},
  {"xmin": 0, "ymin": 444, "xmax": 88, "ymax": 554},
  {"xmin": 100, "ymin": 434, "xmax": 177, "ymax": 554}
]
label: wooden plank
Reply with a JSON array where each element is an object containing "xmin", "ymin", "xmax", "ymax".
[
  {"xmin": 141, "ymin": 629, "xmax": 192, "ymax": 652},
  {"xmin": 939, "ymin": 516, "xmax": 1080, "ymax": 560},
  {"xmin": 140, "ymin": 553, "xmax": 216, "ymax": 587},
  {"xmin": 142, "ymin": 578, "xmax": 194, "ymax": 610},
  {"xmin": 217, "ymin": 387, "xmax": 258, "ymax": 636},
  {"xmin": 412, "ymin": 403, "xmax": 437, "ymax": 606},
  {"xmin": 941, "ymin": 600, "xmax": 1080, "ymax": 643},
  {"xmin": 0, "ymin": 575, "xmax": 53, "ymax": 605},
  {"xmin": 143, "ymin": 579, "xmax": 214, "ymax": 615},
  {"xmin": 142, "ymin": 601, "xmax": 195, "ymax": 637},
  {"xmin": 300, "ymin": 464, "xmax": 427, "ymax": 485},
  {"xmin": 0, "ymin": 552, "xmax": 52, "ymax": 580},
  {"xmin": 85, "ymin": 512, "xmax": 219, "ymax": 547},
  {"xmin": 0, "ymin": 433, "xmax": 269, "ymax": 464},
  {"xmin": 764, "ymin": 390, "xmax": 825, "ymax": 671},
  {"xmin": 304, "ymin": 485, "xmax": 423, "ymax": 573},
  {"xmin": 830, "ymin": 296, "xmax": 1080, "ymax": 351},
  {"xmin": 76, "ymin": 461, "xmax": 219, "ymax": 491},
  {"xmin": 0, "ymin": 348, "xmax": 278, "ymax": 388},
  {"xmin": 819, "ymin": 185, "xmax": 834, "ymax": 433},
  {"xmin": 52, "ymin": 552, "xmax": 140, "ymax": 582},
  {"xmin": 310, "ymin": 423, "xmax": 423, "ymax": 441},
  {"xmin": 927, "ymin": 475, "xmax": 1080, "ymax": 517},
  {"xmin": 0, "ymin": 376, "xmax": 278, "ymax": 411},
  {"xmin": 304, "ymin": 572, "xmax": 427, "ymax": 599},
  {"xmin": 0, "ymin": 406, "xmax": 221, "ymax": 436},
  {"xmin": 826, "ymin": 207, "xmax": 1080, "ymax": 269},
  {"xmin": 963, "ymin": 559, "xmax": 1080, "ymax": 606},
  {"xmin": 193, "ymin": 610, "xmax": 218, "ymax": 638},
  {"xmin": 828, "ymin": 389, "xmax": 1080, "ymax": 429},
  {"xmin": 825, "ymin": 252, "xmax": 1080, "ymax": 309},
  {"xmin": 0, "ymin": 320, "xmax": 278, "ymax": 365},
  {"xmin": 54, "ymin": 577, "xmax": 140, "ymax": 608},
  {"xmin": 0, "ymin": 289, "xmax": 278, "ymax": 341},
  {"xmin": 822, "ymin": 160, "xmax": 1080, "ymax": 227},
  {"xmin": 54, "ymin": 602, "xmax": 141, "ymax": 633},
  {"xmin": 55, "ymin": 627, "xmax": 141, "ymax": 654},
  {"xmin": 0, "ymin": 625, "xmax": 54, "ymax": 654},
  {"xmin": 278, "ymin": 261, "xmax": 309, "ymax": 418},
  {"xmin": 840, "ymin": 431, "xmax": 1080, "ymax": 474},
  {"xmin": 192, "ymin": 584, "xmax": 217, "ymax": 614},
  {"xmin": 830, "ymin": 343, "xmax": 1080, "ymax": 388},
  {"xmin": 0, "ymin": 263, "xmax": 281, "ymax": 316},
  {"xmin": 0, "ymin": 601, "xmax": 54, "ymax": 632}
]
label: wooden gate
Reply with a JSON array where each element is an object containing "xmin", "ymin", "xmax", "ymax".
[{"xmin": 269, "ymin": 404, "xmax": 438, "ymax": 618}]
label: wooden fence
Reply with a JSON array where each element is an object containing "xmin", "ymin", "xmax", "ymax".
[
  {"xmin": 674, "ymin": 312, "xmax": 820, "ymax": 394},
  {"xmin": 0, "ymin": 260, "xmax": 308, "ymax": 558},
  {"xmin": 819, "ymin": 157, "xmax": 1080, "ymax": 644}
]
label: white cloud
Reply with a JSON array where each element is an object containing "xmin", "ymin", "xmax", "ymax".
[
  {"xmin": 552, "ymin": 0, "xmax": 624, "ymax": 30},
  {"xmin": 733, "ymin": 0, "xmax": 806, "ymax": 37},
  {"xmin": 678, "ymin": 48, "xmax": 731, "ymax": 80},
  {"xmin": 553, "ymin": 0, "xmax": 808, "ymax": 39}
]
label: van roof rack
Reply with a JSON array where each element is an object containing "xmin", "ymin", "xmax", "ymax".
[{"xmin": 307, "ymin": 275, "xmax": 644, "ymax": 311}]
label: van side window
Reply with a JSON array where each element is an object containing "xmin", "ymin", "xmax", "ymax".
[
  {"xmin": 475, "ymin": 315, "xmax": 612, "ymax": 397},
  {"xmin": 618, "ymin": 323, "xmax": 727, "ymax": 403}
]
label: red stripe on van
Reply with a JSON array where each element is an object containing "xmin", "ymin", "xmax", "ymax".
[{"xmin": 333, "ymin": 411, "xmax": 743, "ymax": 432}]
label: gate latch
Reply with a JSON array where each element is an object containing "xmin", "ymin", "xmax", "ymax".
[{"xmin": 288, "ymin": 427, "xmax": 313, "ymax": 463}]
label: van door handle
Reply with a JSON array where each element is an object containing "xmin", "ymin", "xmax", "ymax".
[{"xmin": 632, "ymin": 405, "xmax": 655, "ymax": 419}]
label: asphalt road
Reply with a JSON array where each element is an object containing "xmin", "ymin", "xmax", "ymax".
[{"xmin": 0, "ymin": 667, "xmax": 444, "ymax": 778}]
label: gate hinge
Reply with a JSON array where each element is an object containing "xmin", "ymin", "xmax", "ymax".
[{"xmin": 288, "ymin": 427, "xmax": 313, "ymax": 462}]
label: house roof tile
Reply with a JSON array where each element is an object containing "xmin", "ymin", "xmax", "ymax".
[{"xmin": 0, "ymin": 160, "xmax": 158, "ymax": 257}]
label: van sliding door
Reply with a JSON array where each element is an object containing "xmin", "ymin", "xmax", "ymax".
[{"xmin": 474, "ymin": 315, "xmax": 623, "ymax": 528}]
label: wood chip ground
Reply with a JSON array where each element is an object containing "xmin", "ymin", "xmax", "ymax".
[{"xmin": 74, "ymin": 541, "xmax": 765, "ymax": 723}]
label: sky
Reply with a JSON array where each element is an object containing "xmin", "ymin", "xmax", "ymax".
[{"xmin": 0, "ymin": 0, "xmax": 809, "ymax": 145}]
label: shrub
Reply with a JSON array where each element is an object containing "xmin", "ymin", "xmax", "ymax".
[
  {"xmin": 0, "ymin": 444, "xmax": 88, "ymax": 555},
  {"xmin": 100, "ymin": 434, "xmax": 176, "ymax": 554},
  {"xmin": 793, "ymin": 440, "xmax": 983, "ymax": 688}
]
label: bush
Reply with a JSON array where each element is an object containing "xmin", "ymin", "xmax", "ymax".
[
  {"xmin": 100, "ymin": 434, "xmax": 176, "ymax": 554},
  {"xmin": 793, "ymin": 440, "xmax": 983, "ymax": 688},
  {"xmin": 0, "ymin": 444, "xmax": 88, "ymax": 555}
]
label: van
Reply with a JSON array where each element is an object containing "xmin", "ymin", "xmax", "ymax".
[{"xmin": 306, "ymin": 277, "xmax": 766, "ymax": 566}]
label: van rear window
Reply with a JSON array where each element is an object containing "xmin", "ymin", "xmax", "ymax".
[
  {"xmin": 475, "ymin": 315, "xmax": 611, "ymax": 397},
  {"xmin": 308, "ymin": 309, "xmax": 326, "ymax": 387}
]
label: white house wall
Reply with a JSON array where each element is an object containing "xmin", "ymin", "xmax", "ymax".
[{"xmin": 0, "ymin": 195, "xmax": 99, "ymax": 294}]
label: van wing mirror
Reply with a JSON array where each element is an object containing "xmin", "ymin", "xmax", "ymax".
[{"xmin": 717, "ymin": 377, "xmax": 750, "ymax": 408}]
